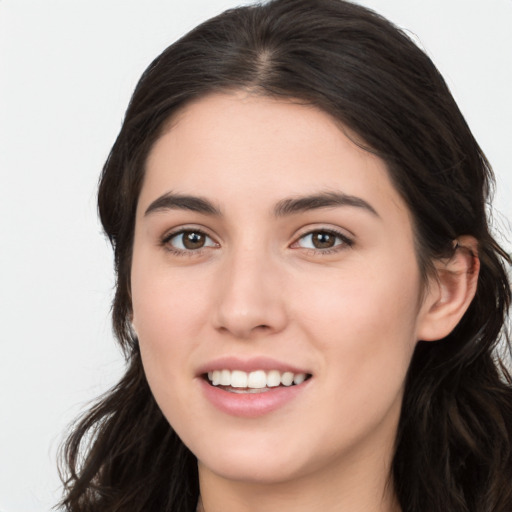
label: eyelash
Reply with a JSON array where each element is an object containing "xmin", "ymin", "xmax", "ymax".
[
  {"xmin": 160, "ymin": 227, "xmax": 354, "ymax": 257},
  {"xmin": 160, "ymin": 228, "xmax": 218, "ymax": 257},
  {"xmin": 292, "ymin": 228, "xmax": 354, "ymax": 254}
]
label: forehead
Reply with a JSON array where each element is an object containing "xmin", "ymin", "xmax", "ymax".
[{"xmin": 140, "ymin": 92, "xmax": 410, "ymax": 224}]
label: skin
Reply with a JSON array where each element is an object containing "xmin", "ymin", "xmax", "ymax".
[{"xmin": 130, "ymin": 92, "xmax": 478, "ymax": 512}]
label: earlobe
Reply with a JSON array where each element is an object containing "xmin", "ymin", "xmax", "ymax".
[{"xmin": 417, "ymin": 236, "xmax": 480, "ymax": 342}]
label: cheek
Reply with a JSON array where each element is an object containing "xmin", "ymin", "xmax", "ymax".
[
  {"xmin": 131, "ymin": 249, "xmax": 211, "ymax": 344},
  {"xmin": 286, "ymin": 268, "xmax": 421, "ymax": 454},
  {"xmin": 130, "ymin": 251, "xmax": 213, "ymax": 408},
  {"xmin": 294, "ymin": 258, "xmax": 421, "ymax": 396},
  {"xmin": 131, "ymin": 276, "xmax": 206, "ymax": 428},
  {"xmin": 296, "ymin": 253, "xmax": 421, "ymax": 327}
]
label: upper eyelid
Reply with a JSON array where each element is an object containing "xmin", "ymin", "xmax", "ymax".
[
  {"xmin": 297, "ymin": 232, "xmax": 350, "ymax": 244},
  {"xmin": 292, "ymin": 224, "xmax": 355, "ymax": 240},
  {"xmin": 161, "ymin": 225, "xmax": 218, "ymax": 242}
]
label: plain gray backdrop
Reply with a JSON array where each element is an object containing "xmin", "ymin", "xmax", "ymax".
[{"xmin": 1, "ymin": 1, "xmax": 511, "ymax": 510}]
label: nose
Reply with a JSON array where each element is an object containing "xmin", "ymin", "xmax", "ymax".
[{"xmin": 212, "ymin": 247, "xmax": 288, "ymax": 339}]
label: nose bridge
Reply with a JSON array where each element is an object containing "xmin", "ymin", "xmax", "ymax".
[{"xmin": 213, "ymin": 239, "xmax": 287, "ymax": 338}]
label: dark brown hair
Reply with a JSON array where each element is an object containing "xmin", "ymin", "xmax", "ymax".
[{"xmin": 59, "ymin": 1, "xmax": 512, "ymax": 510}]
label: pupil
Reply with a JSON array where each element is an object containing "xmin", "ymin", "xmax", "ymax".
[
  {"xmin": 313, "ymin": 232, "xmax": 334, "ymax": 249},
  {"xmin": 183, "ymin": 232, "xmax": 204, "ymax": 249}
]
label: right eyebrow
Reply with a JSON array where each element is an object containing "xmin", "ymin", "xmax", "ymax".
[{"xmin": 144, "ymin": 192, "xmax": 222, "ymax": 217}]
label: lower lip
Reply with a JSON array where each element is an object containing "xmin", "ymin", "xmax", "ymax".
[{"xmin": 199, "ymin": 378, "xmax": 310, "ymax": 418}]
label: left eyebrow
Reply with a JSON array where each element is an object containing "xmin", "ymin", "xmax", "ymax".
[{"xmin": 273, "ymin": 191, "xmax": 379, "ymax": 218}]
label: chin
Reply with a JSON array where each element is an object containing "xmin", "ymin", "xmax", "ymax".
[
  {"xmin": 199, "ymin": 453, "xmax": 308, "ymax": 485},
  {"xmin": 193, "ymin": 432, "xmax": 315, "ymax": 484}
]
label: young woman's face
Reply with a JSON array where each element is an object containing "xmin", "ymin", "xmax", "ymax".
[{"xmin": 131, "ymin": 93, "xmax": 436, "ymax": 488}]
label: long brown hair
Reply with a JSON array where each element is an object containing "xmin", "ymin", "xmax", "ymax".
[{"xmin": 59, "ymin": 1, "xmax": 512, "ymax": 510}]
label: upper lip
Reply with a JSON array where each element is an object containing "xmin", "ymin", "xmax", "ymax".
[{"xmin": 196, "ymin": 356, "xmax": 312, "ymax": 376}]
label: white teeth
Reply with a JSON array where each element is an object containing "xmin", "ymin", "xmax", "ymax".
[
  {"xmin": 231, "ymin": 370, "xmax": 248, "ymax": 388},
  {"xmin": 281, "ymin": 371, "xmax": 294, "ymax": 386},
  {"xmin": 293, "ymin": 373, "xmax": 306, "ymax": 385},
  {"xmin": 266, "ymin": 370, "xmax": 281, "ymax": 387},
  {"xmin": 220, "ymin": 369, "xmax": 231, "ymax": 386},
  {"xmin": 247, "ymin": 370, "xmax": 267, "ymax": 389},
  {"xmin": 206, "ymin": 369, "xmax": 309, "ymax": 389},
  {"xmin": 211, "ymin": 370, "xmax": 221, "ymax": 386}
]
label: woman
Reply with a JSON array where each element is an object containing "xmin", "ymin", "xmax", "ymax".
[{"xmin": 59, "ymin": 0, "xmax": 512, "ymax": 510}]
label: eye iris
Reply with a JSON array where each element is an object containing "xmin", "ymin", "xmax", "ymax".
[
  {"xmin": 312, "ymin": 231, "xmax": 335, "ymax": 249},
  {"xmin": 183, "ymin": 231, "xmax": 205, "ymax": 249}
]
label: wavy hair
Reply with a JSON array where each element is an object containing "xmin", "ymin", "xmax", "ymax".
[{"xmin": 59, "ymin": 0, "xmax": 512, "ymax": 510}]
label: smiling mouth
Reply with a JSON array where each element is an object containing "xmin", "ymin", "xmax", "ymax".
[{"xmin": 205, "ymin": 369, "xmax": 312, "ymax": 393}]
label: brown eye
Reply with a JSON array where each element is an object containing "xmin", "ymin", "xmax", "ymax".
[
  {"xmin": 183, "ymin": 231, "xmax": 206, "ymax": 249},
  {"xmin": 166, "ymin": 230, "xmax": 217, "ymax": 251},
  {"xmin": 295, "ymin": 230, "xmax": 352, "ymax": 251},
  {"xmin": 311, "ymin": 231, "xmax": 336, "ymax": 249}
]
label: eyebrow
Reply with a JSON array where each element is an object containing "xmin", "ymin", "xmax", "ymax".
[
  {"xmin": 144, "ymin": 192, "xmax": 221, "ymax": 217},
  {"xmin": 273, "ymin": 191, "xmax": 379, "ymax": 218},
  {"xmin": 144, "ymin": 190, "xmax": 379, "ymax": 218}
]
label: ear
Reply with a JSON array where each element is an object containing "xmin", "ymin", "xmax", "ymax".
[{"xmin": 417, "ymin": 236, "xmax": 480, "ymax": 341}]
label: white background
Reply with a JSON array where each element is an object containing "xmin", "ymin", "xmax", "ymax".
[{"xmin": 0, "ymin": 1, "xmax": 511, "ymax": 510}]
